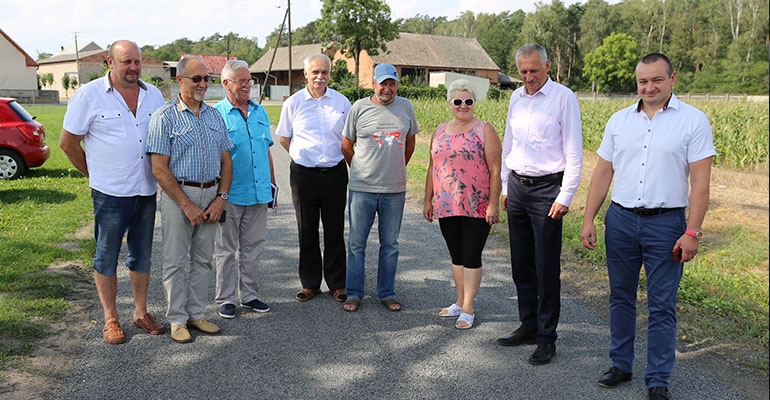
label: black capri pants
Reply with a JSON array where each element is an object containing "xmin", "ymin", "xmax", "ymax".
[{"xmin": 438, "ymin": 216, "xmax": 492, "ymax": 269}]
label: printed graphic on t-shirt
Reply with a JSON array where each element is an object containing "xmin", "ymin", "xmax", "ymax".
[{"xmin": 373, "ymin": 130, "xmax": 403, "ymax": 147}]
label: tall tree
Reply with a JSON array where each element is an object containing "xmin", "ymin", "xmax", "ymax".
[
  {"xmin": 475, "ymin": 11, "xmax": 526, "ymax": 74},
  {"xmin": 317, "ymin": 0, "xmax": 399, "ymax": 82},
  {"xmin": 578, "ymin": 0, "xmax": 615, "ymax": 56},
  {"xmin": 583, "ymin": 33, "xmax": 638, "ymax": 93},
  {"xmin": 520, "ymin": 0, "xmax": 571, "ymax": 83},
  {"xmin": 395, "ymin": 14, "xmax": 448, "ymax": 34}
]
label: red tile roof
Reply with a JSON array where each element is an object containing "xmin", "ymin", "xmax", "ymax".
[{"xmin": 180, "ymin": 53, "xmax": 236, "ymax": 75}]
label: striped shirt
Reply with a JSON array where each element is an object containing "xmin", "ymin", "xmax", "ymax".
[{"xmin": 147, "ymin": 95, "xmax": 233, "ymax": 182}]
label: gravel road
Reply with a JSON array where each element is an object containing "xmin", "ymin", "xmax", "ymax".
[{"xmin": 48, "ymin": 132, "xmax": 747, "ymax": 400}]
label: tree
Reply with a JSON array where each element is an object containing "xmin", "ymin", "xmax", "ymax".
[
  {"xmin": 45, "ymin": 73, "xmax": 54, "ymax": 88},
  {"xmin": 395, "ymin": 14, "xmax": 448, "ymax": 34},
  {"xmin": 36, "ymin": 51, "xmax": 52, "ymax": 61},
  {"xmin": 475, "ymin": 11, "xmax": 526, "ymax": 74},
  {"xmin": 329, "ymin": 59, "xmax": 358, "ymax": 90},
  {"xmin": 70, "ymin": 76, "xmax": 78, "ymax": 90},
  {"xmin": 317, "ymin": 0, "xmax": 399, "ymax": 83},
  {"xmin": 519, "ymin": 0, "xmax": 572, "ymax": 83},
  {"xmin": 62, "ymin": 74, "xmax": 71, "ymax": 97},
  {"xmin": 583, "ymin": 33, "xmax": 638, "ymax": 94}
]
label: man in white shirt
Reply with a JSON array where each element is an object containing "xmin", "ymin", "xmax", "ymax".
[
  {"xmin": 276, "ymin": 54, "xmax": 351, "ymax": 303},
  {"xmin": 60, "ymin": 40, "xmax": 166, "ymax": 344},
  {"xmin": 496, "ymin": 44, "xmax": 583, "ymax": 366},
  {"xmin": 581, "ymin": 53, "xmax": 715, "ymax": 400}
]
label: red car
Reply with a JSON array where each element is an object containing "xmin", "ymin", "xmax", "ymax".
[{"xmin": 0, "ymin": 98, "xmax": 50, "ymax": 179}]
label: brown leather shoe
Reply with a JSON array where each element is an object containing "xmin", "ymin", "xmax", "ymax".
[
  {"xmin": 102, "ymin": 321, "xmax": 126, "ymax": 344},
  {"xmin": 133, "ymin": 313, "xmax": 166, "ymax": 335}
]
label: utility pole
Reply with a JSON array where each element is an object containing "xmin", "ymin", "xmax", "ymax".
[
  {"xmin": 287, "ymin": 0, "xmax": 292, "ymax": 95},
  {"xmin": 73, "ymin": 32, "xmax": 80, "ymax": 89}
]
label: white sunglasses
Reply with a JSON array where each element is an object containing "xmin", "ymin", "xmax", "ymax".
[{"xmin": 451, "ymin": 98, "xmax": 475, "ymax": 106}]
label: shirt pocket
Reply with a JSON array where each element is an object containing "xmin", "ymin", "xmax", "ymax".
[
  {"xmin": 94, "ymin": 111, "xmax": 126, "ymax": 139},
  {"xmin": 172, "ymin": 129, "xmax": 199, "ymax": 148}
]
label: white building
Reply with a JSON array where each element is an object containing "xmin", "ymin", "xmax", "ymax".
[{"xmin": 0, "ymin": 28, "xmax": 38, "ymax": 91}]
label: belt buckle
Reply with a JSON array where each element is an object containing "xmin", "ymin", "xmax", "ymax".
[
  {"xmin": 520, "ymin": 176, "xmax": 535, "ymax": 186},
  {"xmin": 634, "ymin": 208, "xmax": 656, "ymax": 216}
]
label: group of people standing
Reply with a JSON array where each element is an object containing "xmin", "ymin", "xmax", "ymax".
[{"xmin": 60, "ymin": 39, "xmax": 713, "ymax": 400}]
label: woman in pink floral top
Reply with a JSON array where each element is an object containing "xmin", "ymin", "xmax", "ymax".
[{"xmin": 423, "ymin": 79, "xmax": 502, "ymax": 329}]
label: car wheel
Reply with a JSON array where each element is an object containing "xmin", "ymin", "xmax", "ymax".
[{"xmin": 0, "ymin": 149, "xmax": 25, "ymax": 180}]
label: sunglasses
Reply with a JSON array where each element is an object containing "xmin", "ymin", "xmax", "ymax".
[
  {"xmin": 180, "ymin": 75, "xmax": 214, "ymax": 83},
  {"xmin": 228, "ymin": 79, "xmax": 254, "ymax": 87},
  {"xmin": 451, "ymin": 98, "xmax": 475, "ymax": 107}
]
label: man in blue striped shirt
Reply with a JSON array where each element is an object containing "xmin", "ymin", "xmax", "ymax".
[{"xmin": 147, "ymin": 56, "xmax": 234, "ymax": 343}]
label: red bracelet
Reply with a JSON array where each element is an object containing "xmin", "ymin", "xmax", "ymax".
[{"xmin": 685, "ymin": 229, "xmax": 702, "ymax": 241}]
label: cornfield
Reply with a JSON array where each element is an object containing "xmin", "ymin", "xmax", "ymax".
[{"xmin": 411, "ymin": 97, "xmax": 769, "ymax": 171}]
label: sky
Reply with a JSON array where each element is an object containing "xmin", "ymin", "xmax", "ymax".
[{"xmin": 2, "ymin": 0, "xmax": 593, "ymax": 58}]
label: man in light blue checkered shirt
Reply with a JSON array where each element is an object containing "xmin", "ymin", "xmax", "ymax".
[{"xmin": 147, "ymin": 56, "xmax": 234, "ymax": 344}]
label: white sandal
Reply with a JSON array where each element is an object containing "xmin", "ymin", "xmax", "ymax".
[
  {"xmin": 439, "ymin": 303, "xmax": 462, "ymax": 317},
  {"xmin": 455, "ymin": 312, "xmax": 475, "ymax": 330}
]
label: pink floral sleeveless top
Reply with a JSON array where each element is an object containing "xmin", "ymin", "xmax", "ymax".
[{"xmin": 430, "ymin": 120, "xmax": 491, "ymax": 219}]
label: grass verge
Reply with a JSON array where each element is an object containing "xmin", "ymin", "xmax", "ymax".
[{"xmin": 0, "ymin": 105, "xmax": 94, "ymax": 375}]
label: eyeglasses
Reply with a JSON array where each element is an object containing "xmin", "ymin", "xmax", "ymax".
[
  {"xmin": 228, "ymin": 79, "xmax": 254, "ymax": 87},
  {"xmin": 180, "ymin": 75, "xmax": 213, "ymax": 83},
  {"xmin": 451, "ymin": 98, "xmax": 475, "ymax": 107}
]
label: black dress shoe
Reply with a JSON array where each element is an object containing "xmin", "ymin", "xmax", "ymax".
[
  {"xmin": 598, "ymin": 366, "xmax": 632, "ymax": 387},
  {"xmin": 648, "ymin": 386, "xmax": 669, "ymax": 400},
  {"xmin": 497, "ymin": 326, "xmax": 537, "ymax": 346},
  {"xmin": 527, "ymin": 343, "xmax": 556, "ymax": 365}
]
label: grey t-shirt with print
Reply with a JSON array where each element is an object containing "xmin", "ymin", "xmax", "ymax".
[{"xmin": 343, "ymin": 96, "xmax": 419, "ymax": 193}]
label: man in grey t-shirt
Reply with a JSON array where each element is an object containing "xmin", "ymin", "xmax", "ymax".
[{"xmin": 341, "ymin": 63, "xmax": 419, "ymax": 312}]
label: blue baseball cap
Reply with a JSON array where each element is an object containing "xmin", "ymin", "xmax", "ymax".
[{"xmin": 374, "ymin": 63, "xmax": 398, "ymax": 83}]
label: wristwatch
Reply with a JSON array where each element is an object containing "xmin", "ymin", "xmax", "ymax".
[
  {"xmin": 684, "ymin": 229, "xmax": 703, "ymax": 241},
  {"xmin": 217, "ymin": 192, "xmax": 229, "ymax": 201}
]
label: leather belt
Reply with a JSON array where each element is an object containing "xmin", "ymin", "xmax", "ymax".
[
  {"xmin": 292, "ymin": 160, "xmax": 345, "ymax": 173},
  {"xmin": 177, "ymin": 179, "xmax": 219, "ymax": 188},
  {"xmin": 612, "ymin": 201, "xmax": 683, "ymax": 216},
  {"xmin": 511, "ymin": 170, "xmax": 563, "ymax": 186}
]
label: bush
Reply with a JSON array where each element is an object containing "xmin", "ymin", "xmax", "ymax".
[{"xmin": 338, "ymin": 87, "xmax": 373, "ymax": 102}]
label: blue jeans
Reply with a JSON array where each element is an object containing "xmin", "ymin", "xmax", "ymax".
[
  {"xmin": 345, "ymin": 191, "xmax": 405, "ymax": 301},
  {"xmin": 604, "ymin": 202, "xmax": 686, "ymax": 388},
  {"xmin": 92, "ymin": 189, "xmax": 156, "ymax": 276}
]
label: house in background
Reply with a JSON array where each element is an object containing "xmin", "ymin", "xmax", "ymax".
[
  {"xmin": 334, "ymin": 32, "xmax": 500, "ymax": 89},
  {"xmin": 249, "ymin": 44, "xmax": 334, "ymax": 99},
  {"xmin": 37, "ymin": 42, "xmax": 166, "ymax": 99},
  {"xmin": 0, "ymin": 28, "xmax": 39, "ymax": 91},
  {"xmin": 180, "ymin": 54, "xmax": 236, "ymax": 79}
]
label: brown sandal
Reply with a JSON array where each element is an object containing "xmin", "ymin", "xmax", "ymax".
[
  {"xmin": 295, "ymin": 288, "xmax": 321, "ymax": 302},
  {"xmin": 330, "ymin": 289, "xmax": 347, "ymax": 302},
  {"xmin": 102, "ymin": 320, "xmax": 126, "ymax": 344}
]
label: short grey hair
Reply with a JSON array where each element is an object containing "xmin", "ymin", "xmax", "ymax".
[
  {"xmin": 446, "ymin": 79, "xmax": 476, "ymax": 100},
  {"xmin": 515, "ymin": 44, "xmax": 548, "ymax": 67},
  {"xmin": 221, "ymin": 59, "xmax": 250, "ymax": 83},
  {"xmin": 303, "ymin": 54, "xmax": 332, "ymax": 71},
  {"xmin": 178, "ymin": 56, "xmax": 206, "ymax": 76}
]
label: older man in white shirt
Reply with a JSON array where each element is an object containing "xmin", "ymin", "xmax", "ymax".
[{"xmin": 275, "ymin": 53, "xmax": 352, "ymax": 303}]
